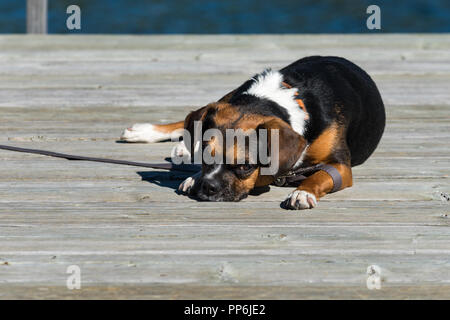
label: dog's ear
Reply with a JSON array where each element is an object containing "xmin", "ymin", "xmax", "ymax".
[
  {"xmin": 257, "ymin": 117, "xmax": 307, "ymax": 176},
  {"xmin": 217, "ymin": 89, "xmax": 237, "ymax": 103}
]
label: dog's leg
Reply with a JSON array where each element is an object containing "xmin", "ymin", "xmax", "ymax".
[
  {"xmin": 120, "ymin": 121, "xmax": 184, "ymax": 143},
  {"xmin": 283, "ymin": 163, "xmax": 353, "ymax": 210}
]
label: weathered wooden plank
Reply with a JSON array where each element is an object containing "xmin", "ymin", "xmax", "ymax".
[
  {"xmin": 1, "ymin": 34, "xmax": 450, "ymax": 50},
  {"xmin": 0, "ymin": 200, "xmax": 446, "ymax": 222},
  {"xmin": 1, "ymin": 59, "xmax": 450, "ymax": 77},
  {"xmin": 1, "ymin": 284, "xmax": 449, "ymax": 300},
  {"xmin": 2, "ymin": 224, "xmax": 449, "ymax": 251},
  {"xmin": 0, "ymin": 179, "xmax": 447, "ymax": 203},
  {"xmin": 1, "ymin": 252, "xmax": 449, "ymax": 285},
  {"xmin": 0, "ymin": 283, "xmax": 450, "ymax": 300}
]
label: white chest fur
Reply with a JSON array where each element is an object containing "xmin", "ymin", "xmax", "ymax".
[{"xmin": 243, "ymin": 69, "xmax": 306, "ymax": 135}]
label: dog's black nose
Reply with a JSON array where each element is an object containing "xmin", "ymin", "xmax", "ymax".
[{"xmin": 201, "ymin": 179, "xmax": 221, "ymax": 196}]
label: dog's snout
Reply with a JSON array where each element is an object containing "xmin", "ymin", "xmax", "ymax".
[{"xmin": 201, "ymin": 179, "xmax": 221, "ymax": 196}]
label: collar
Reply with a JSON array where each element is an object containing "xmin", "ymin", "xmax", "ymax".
[{"xmin": 273, "ymin": 163, "xmax": 342, "ymax": 193}]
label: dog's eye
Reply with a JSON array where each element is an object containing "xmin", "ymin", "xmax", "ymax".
[{"xmin": 234, "ymin": 164, "xmax": 255, "ymax": 176}]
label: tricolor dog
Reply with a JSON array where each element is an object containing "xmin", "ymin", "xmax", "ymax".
[{"xmin": 120, "ymin": 56, "xmax": 385, "ymax": 210}]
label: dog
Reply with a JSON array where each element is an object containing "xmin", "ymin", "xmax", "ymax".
[{"xmin": 120, "ymin": 56, "xmax": 385, "ymax": 210}]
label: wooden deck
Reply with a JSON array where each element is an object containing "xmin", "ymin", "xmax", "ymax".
[{"xmin": 0, "ymin": 34, "xmax": 449, "ymax": 299}]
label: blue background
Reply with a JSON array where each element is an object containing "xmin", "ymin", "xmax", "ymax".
[{"xmin": 1, "ymin": 0, "xmax": 449, "ymax": 33}]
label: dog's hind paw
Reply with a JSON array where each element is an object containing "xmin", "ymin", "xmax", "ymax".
[
  {"xmin": 171, "ymin": 142, "xmax": 191, "ymax": 159},
  {"xmin": 282, "ymin": 190, "xmax": 317, "ymax": 210},
  {"xmin": 120, "ymin": 123, "xmax": 170, "ymax": 143}
]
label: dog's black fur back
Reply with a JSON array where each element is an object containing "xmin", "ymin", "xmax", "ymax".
[{"xmin": 280, "ymin": 56, "xmax": 385, "ymax": 166}]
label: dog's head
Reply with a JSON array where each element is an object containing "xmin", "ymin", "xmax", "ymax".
[{"xmin": 183, "ymin": 102, "xmax": 307, "ymax": 201}]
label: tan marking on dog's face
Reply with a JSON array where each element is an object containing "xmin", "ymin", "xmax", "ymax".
[
  {"xmin": 193, "ymin": 106, "xmax": 308, "ymax": 201},
  {"xmin": 196, "ymin": 111, "xmax": 272, "ymax": 201},
  {"xmin": 205, "ymin": 136, "xmax": 219, "ymax": 157},
  {"xmin": 254, "ymin": 174, "xmax": 275, "ymax": 187},
  {"xmin": 233, "ymin": 167, "xmax": 260, "ymax": 195},
  {"xmin": 223, "ymin": 130, "xmax": 260, "ymax": 166}
]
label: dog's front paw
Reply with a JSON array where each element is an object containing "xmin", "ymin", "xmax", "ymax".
[
  {"xmin": 178, "ymin": 172, "xmax": 201, "ymax": 195},
  {"xmin": 283, "ymin": 190, "xmax": 317, "ymax": 210},
  {"xmin": 120, "ymin": 123, "xmax": 169, "ymax": 143}
]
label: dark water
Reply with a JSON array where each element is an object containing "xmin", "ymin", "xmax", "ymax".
[{"xmin": 1, "ymin": 0, "xmax": 449, "ymax": 33}]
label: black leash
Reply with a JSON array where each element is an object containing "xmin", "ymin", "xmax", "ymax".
[
  {"xmin": 0, "ymin": 144, "xmax": 341, "ymax": 191},
  {"xmin": 0, "ymin": 144, "xmax": 200, "ymax": 173}
]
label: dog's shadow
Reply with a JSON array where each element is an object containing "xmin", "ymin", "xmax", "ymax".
[
  {"xmin": 136, "ymin": 170, "xmax": 271, "ymax": 198},
  {"xmin": 136, "ymin": 156, "xmax": 195, "ymax": 190},
  {"xmin": 137, "ymin": 170, "xmax": 192, "ymax": 190}
]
